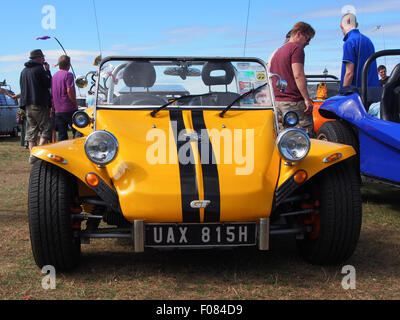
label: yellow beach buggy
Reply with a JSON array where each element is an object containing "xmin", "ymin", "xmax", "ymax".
[{"xmin": 28, "ymin": 57, "xmax": 361, "ymax": 270}]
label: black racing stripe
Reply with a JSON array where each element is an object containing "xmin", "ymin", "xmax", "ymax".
[
  {"xmin": 169, "ymin": 110, "xmax": 200, "ymax": 222},
  {"xmin": 191, "ymin": 110, "xmax": 221, "ymax": 222}
]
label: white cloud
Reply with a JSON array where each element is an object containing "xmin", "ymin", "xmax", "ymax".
[
  {"xmin": 304, "ymin": 0, "xmax": 400, "ymax": 19},
  {"xmin": 168, "ymin": 26, "xmax": 231, "ymax": 36},
  {"xmin": 0, "ymin": 52, "xmax": 28, "ymax": 63},
  {"xmin": 129, "ymin": 46, "xmax": 158, "ymax": 52},
  {"xmin": 304, "ymin": 7, "xmax": 341, "ymax": 19},
  {"xmin": 166, "ymin": 26, "xmax": 232, "ymax": 43},
  {"xmin": 357, "ymin": 0, "xmax": 400, "ymax": 14},
  {"xmin": 0, "ymin": 49, "xmax": 117, "ymax": 66},
  {"xmin": 110, "ymin": 43, "xmax": 128, "ymax": 50}
]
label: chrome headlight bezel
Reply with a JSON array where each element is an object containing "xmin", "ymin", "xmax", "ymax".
[
  {"xmin": 72, "ymin": 111, "xmax": 91, "ymax": 128},
  {"xmin": 277, "ymin": 128, "xmax": 311, "ymax": 162},
  {"xmin": 84, "ymin": 130, "xmax": 118, "ymax": 165},
  {"xmin": 283, "ymin": 111, "xmax": 299, "ymax": 127}
]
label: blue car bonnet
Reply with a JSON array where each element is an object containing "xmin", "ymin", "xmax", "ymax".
[{"xmin": 319, "ymin": 93, "xmax": 400, "ymax": 184}]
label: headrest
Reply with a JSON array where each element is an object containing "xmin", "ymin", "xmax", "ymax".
[
  {"xmin": 123, "ymin": 61, "xmax": 156, "ymax": 88},
  {"xmin": 201, "ymin": 62, "xmax": 235, "ymax": 86},
  {"xmin": 386, "ymin": 63, "xmax": 400, "ymax": 86}
]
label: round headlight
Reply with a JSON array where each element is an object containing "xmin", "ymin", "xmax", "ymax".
[
  {"xmin": 277, "ymin": 128, "xmax": 310, "ymax": 162},
  {"xmin": 84, "ymin": 131, "xmax": 118, "ymax": 165},
  {"xmin": 72, "ymin": 111, "xmax": 90, "ymax": 128},
  {"xmin": 283, "ymin": 111, "xmax": 299, "ymax": 127}
]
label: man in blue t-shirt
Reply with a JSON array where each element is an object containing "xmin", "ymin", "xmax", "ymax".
[{"xmin": 340, "ymin": 13, "xmax": 379, "ymax": 89}]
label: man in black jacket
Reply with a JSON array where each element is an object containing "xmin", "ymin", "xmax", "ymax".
[{"xmin": 20, "ymin": 49, "xmax": 52, "ymax": 164}]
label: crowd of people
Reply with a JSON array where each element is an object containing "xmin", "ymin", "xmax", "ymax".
[{"xmin": 8, "ymin": 12, "xmax": 393, "ymax": 164}]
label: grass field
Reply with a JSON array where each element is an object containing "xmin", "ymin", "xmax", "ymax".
[{"xmin": 0, "ymin": 135, "xmax": 399, "ymax": 300}]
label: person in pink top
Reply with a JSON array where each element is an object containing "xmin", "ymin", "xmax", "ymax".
[
  {"xmin": 51, "ymin": 55, "xmax": 78, "ymax": 141},
  {"xmin": 269, "ymin": 22, "xmax": 315, "ymax": 137}
]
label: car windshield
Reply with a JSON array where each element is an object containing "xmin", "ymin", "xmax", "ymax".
[{"xmin": 95, "ymin": 58, "xmax": 273, "ymax": 109}]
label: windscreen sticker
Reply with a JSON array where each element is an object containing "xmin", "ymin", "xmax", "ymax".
[{"xmin": 256, "ymin": 72, "xmax": 266, "ymax": 81}]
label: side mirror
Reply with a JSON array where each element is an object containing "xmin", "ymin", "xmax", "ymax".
[
  {"xmin": 93, "ymin": 55, "xmax": 102, "ymax": 66},
  {"xmin": 76, "ymin": 71, "xmax": 97, "ymax": 89},
  {"xmin": 270, "ymin": 73, "xmax": 287, "ymax": 92},
  {"xmin": 276, "ymin": 78, "xmax": 287, "ymax": 92},
  {"xmin": 75, "ymin": 76, "xmax": 88, "ymax": 88}
]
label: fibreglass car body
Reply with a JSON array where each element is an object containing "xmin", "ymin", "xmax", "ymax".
[
  {"xmin": 317, "ymin": 49, "xmax": 400, "ymax": 186},
  {"xmin": 28, "ymin": 56, "xmax": 361, "ymax": 270}
]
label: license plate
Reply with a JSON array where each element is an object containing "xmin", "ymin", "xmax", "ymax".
[{"xmin": 145, "ymin": 223, "xmax": 256, "ymax": 247}]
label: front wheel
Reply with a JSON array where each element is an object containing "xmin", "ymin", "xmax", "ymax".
[
  {"xmin": 28, "ymin": 160, "xmax": 81, "ymax": 271},
  {"xmin": 297, "ymin": 162, "xmax": 362, "ymax": 265},
  {"xmin": 317, "ymin": 120, "xmax": 360, "ymax": 175}
]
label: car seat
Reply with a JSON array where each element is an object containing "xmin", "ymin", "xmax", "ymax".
[
  {"xmin": 190, "ymin": 62, "xmax": 240, "ymax": 106},
  {"xmin": 114, "ymin": 61, "xmax": 167, "ymax": 105},
  {"xmin": 380, "ymin": 63, "xmax": 400, "ymax": 123}
]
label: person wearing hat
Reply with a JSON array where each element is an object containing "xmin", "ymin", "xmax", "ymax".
[{"xmin": 19, "ymin": 49, "xmax": 52, "ymax": 164}]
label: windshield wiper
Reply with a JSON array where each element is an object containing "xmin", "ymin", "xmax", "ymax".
[
  {"xmin": 219, "ymin": 82, "xmax": 269, "ymax": 118},
  {"xmin": 151, "ymin": 93, "xmax": 215, "ymax": 117}
]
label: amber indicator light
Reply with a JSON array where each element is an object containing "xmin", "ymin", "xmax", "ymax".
[
  {"xmin": 323, "ymin": 153, "xmax": 342, "ymax": 163},
  {"xmin": 86, "ymin": 173, "xmax": 100, "ymax": 187},
  {"xmin": 294, "ymin": 170, "xmax": 307, "ymax": 184}
]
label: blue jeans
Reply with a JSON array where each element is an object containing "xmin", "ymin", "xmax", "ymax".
[{"xmin": 56, "ymin": 112, "xmax": 76, "ymax": 141}]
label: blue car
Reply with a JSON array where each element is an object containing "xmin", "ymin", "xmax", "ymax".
[{"xmin": 317, "ymin": 49, "xmax": 400, "ymax": 186}]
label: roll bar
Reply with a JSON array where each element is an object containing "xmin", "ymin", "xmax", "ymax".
[
  {"xmin": 361, "ymin": 49, "xmax": 400, "ymax": 105},
  {"xmin": 306, "ymin": 74, "xmax": 339, "ymax": 80}
]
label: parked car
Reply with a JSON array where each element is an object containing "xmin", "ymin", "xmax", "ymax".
[
  {"xmin": 307, "ymin": 74, "xmax": 340, "ymax": 133},
  {"xmin": 0, "ymin": 80, "xmax": 19, "ymax": 137},
  {"xmin": 76, "ymin": 95, "xmax": 87, "ymax": 110},
  {"xmin": 317, "ymin": 49, "xmax": 400, "ymax": 186},
  {"xmin": 28, "ymin": 56, "xmax": 361, "ymax": 270}
]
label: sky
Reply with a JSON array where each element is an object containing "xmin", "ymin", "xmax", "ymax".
[{"xmin": 1, "ymin": 0, "xmax": 399, "ymax": 96}]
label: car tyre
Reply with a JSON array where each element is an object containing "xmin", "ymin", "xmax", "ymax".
[
  {"xmin": 318, "ymin": 120, "xmax": 359, "ymax": 160},
  {"xmin": 73, "ymin": 131, "xmax": 84, "ymax": 138},
  {"xmin": 10, "ymin": 126, "xmax": 18, "ymax": 137},
  {"xmin": 28, "ymin": 160, "xmax": 81, "ymax": 271},
  {"xmin": 297, "ymin": 161, "xmax": 362, "ymax": 265}
]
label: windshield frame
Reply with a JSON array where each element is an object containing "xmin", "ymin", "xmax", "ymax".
[{"xmin": 92, "ymin": 56, "xmax": 278, "ymax": 131}]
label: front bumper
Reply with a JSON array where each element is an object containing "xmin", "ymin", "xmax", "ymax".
[{"xmin": 77, "ymin": 218, "xmax": 308, "ymax": 251}]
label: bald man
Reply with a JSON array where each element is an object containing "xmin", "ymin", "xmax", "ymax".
[{"xmin": 340, "ymin": 13, "xmax": 379, "ymax": 89}]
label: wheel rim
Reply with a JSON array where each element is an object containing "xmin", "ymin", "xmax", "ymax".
[
  {"xmin": 301, "ymin": 188, "xmax": 321, "ymax": 240},
  {"xmin": 71, "ymin": 207, "xmax": 83, "ymax": 238},
  {"xmin": 317, "ymin": 133, "xmax": 328, "ymax": 141}
]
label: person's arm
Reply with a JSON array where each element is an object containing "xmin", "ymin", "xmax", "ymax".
[
  {"xmin": 292, "ymin": 62, "xmax": 313, "ymax": 114},
  {"xmin": 0, "ymin": 88, "xmax": 19, "ymax": 99},
  {"xmin": 67, "ymin": 87, "xmax": 78, "ymax": 108},
  {"xmin": 41, "ymin": 62, "xmax": 52, "ymax": 89},
  {"xmin": 342, "ymin": 62, "xmax": 355, "ymax": 87},
  {"xmin": 66, "ymin": 73, "xmax": 78, "ymax": 108}
]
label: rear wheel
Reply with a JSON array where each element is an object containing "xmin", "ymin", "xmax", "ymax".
[
  {"xmin": 297, "ymin": 162, "xmax": 362, "ymax": 265},
  {"xmin": 28, "ymin": 160, "xmax": 81, "ymax": 271},
  {"xmin": 317, "ymin": 120, "xmax": 357, "ymax": 146},
  {"xmin": 10, "ymin": 126, "xmax": 18, "ymax": 137}
]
